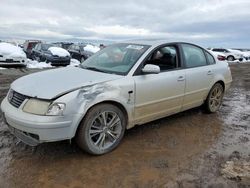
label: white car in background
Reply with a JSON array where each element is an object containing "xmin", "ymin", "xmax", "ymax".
[
  {"xmin": 228, "ymin": 49, "xmax": 247, "ymax": 61},
  {"xmin": 210, "ymin": 48, "xmax": 243, "ymax": 61},
  {"xmin": 0, "ymin": 42, "xmax": 27, "ymax": 67},
  {"xmin": 208, "ymin": 50, "xmax": 226, "ymax": 61},
  {"xmin": 232, "ymin": 49, "xmax": 250, "ymax": 61}
]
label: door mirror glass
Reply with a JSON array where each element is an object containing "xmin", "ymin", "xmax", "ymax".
[{"xmin": 142, "ymin": 64, "xmax": 160, "ymax": 74}]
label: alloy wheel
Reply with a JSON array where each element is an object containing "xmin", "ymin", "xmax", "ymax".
[
  {"xmin": 208, "ymin": 85, "xmax": 223, "ymax": 112},
  {"xmin": 88, "ymin": 111, "xmax": 122, "ymax": 150}
]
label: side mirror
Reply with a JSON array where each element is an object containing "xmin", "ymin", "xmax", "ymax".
[{"xmin": 142, "ymin": 64, "xmax": 160, "ymax": 74}]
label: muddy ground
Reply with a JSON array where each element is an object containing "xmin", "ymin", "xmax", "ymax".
[{"xmin": 0, "ymin": 64, "xmax": 249, "ymax": 188}]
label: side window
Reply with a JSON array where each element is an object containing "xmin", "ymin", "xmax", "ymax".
[
  {"xmin": 205, "ymin": 51, "xmax": 216, "ymax": 64},
  {"xmin": 213, "ymin": 49, "xmax": 222, "ymax": 52},
  {"xmin": 182, "ymin": 44, "xmax": 207, "ymax": 68},
  {"xmin": 146, "ymin": 46, "xmax": 178, "ymax": 72},
  {"xmin": 35, "ymin": 44, "xmax": 40, "ymax": 50}
]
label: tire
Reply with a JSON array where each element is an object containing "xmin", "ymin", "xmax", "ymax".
[
  {"xmin": 35, "ymin": 56, "xmax": 41, "ymax": 62},
  {"xmin": 80, "ymin": 56, "xmax": 85, "ymax": 63},
  {"xmin": 227, "ymin": 56, "xmax": 234, "ymax": 61},
  {"xmin": 76, "ymin": 103, "xmax": 126, "ymax": 155},
  {"xmin": 204, "ymin": 83, "xmax": 224, "ymax": 113}
]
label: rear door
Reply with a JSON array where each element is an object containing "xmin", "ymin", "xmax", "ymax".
[
  {"xmin": 181, "ymin": 44, "xmax": 215, "ymax": 111},
  {"xmin": 133, "ymin": 45, "xmax": 186, "ymax": 124},
  {"xmin": 31, "ymin": 44, "xmax": 40, "ymax": 59}
]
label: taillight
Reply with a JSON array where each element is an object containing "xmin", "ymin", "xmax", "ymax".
[
  {"xmin": 28, "ymin": 43, "xmax": 32, "ymax": 49},
  {"xmin": 218, "ymin": 55, "xmax": 226, "ymax": 61}
]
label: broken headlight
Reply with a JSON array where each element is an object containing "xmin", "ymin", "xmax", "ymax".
[
  {"xmin": 23, "ymin": 99, "xmax": 65, "ymax": 116},
  {"xmin": 46, "ymin": 103, "xmax": 65, "ymax": 116}
]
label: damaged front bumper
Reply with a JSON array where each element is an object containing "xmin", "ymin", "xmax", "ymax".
[
  {"xmin": 3, "ymin": 114, "xmax": 39, "ymax": 146},
  {"xmin": 1, "ymin": 97, "xmax": 81, "ymax": 146}
]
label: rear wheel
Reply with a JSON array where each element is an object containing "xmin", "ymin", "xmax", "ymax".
[
  {"xmin": 204, "ymin": 83, "xmax": 224, "ymax": 113},
  {"xmin": 227, "ymin": 56, "xmax": 234, "ymax": 61},
  {"xmin": 76, "ymin": 103, "xmax": 126, "ymax": 155}
]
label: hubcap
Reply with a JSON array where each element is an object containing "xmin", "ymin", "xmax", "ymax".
[
  {"xmin": 209, "ymin": 86, "xmax": 223, "ymax": 112},
  {"xmin": 89, "ymin": 111, "xmax": 122, "ymax": 150}
]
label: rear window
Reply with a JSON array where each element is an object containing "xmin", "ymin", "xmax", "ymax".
[
  {"xmin": 182, "ymin": 44, "xmax": 207, "ymax": 68},
  {"xmin": 205, "ymin": 51, "xmax": 216, "ymax": 64}
]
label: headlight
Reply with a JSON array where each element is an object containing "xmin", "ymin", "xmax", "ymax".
[
  {"xmin": 47, "ymin": 103, "xmax": 65, "ymax": 116},
  {"xmin": 23, "ymin": 99, "xmax": 65, "ymax": 116}
]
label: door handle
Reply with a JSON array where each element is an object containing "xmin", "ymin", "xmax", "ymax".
[
  {"xmin": 207, "ymin": 70, "xmax": 213, "ymax": 75},
  {"xmin": 177, "ymin": 76, "xmax": 185, "ymax": 81}
]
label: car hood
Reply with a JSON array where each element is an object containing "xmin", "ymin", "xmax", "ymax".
[
  {"xmin": 48, "ymin": 47, "xmax": 70, "ymax": 57},
  {"xmin": 11, "ymin": 67, "xmax": 122, "ymax": 99}
]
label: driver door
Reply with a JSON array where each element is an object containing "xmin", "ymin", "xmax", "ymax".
[{"xmin": 133, "ymin": 45, "xmax": 186, "ymax": 124}]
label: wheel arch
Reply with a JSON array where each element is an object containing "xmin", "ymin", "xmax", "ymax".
[
  {"xmin": 204, "ymin": 80, "xmax": 225, "ymax": 113},
  {"xmin": 204, "ymin": 80, "xmax": 225, "ymax": 102},
  {"xmin": 73, "ymin": 100, "xmax": 130, "ymax": 138},
  {"xmin": 215, "ymin": 80, "xmax": 225, "ymax": 91}
]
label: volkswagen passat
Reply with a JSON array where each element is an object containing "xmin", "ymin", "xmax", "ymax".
[{"xmin": 1, "ymin": 40, "xmax": 232, "ymax": 155}]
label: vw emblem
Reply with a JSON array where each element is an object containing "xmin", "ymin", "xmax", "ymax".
[{"xmin": 8, "ymin": 90, "xmax": 14, "ymax": 101}]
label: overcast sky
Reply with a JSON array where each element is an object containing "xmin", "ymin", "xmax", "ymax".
[{"xmin": 1, "ymin": 0, "xmax": 250, "ymax": 47}]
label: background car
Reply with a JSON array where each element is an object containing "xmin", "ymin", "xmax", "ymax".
[
  {"xmin": 210, "ymin": 48, "xmax": 243, "ymax": 61},
  {"xmin": 227, "ymin": 49, "xmax": 246, "ymax": 61},
  {"xmin": 53, "ymin": 42, "xmax": 73, "ymax": 50},
  {"xmin": 31, "ymin": 43, "xmax": 71, "ymax": 66},
  {"xmin": 68, "ymin": 44, "xmax": 94, "ymax": 62},
  {"xmin": 0, "ymin": 42, "xmax": 26, "ymax": 67},
  {"xmin": 23, "ymin": 40, "xmax": 41, "ymax": 58},
  {"xmin": 232, "ymin": 49, "xmax": 250, "ymax": 61},
  {"xmin": 208, "ymin": 50, "xmax": 226, "ymax": 61}
]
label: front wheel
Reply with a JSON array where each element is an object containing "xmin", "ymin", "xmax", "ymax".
[
  {"xmin": 80, "ymin": 56, "xmax": 85, "ymax": 63},
  {"xmin": 204, "ymin": 83, "xmax": 224, "ymax": 113},
  {"xmin": 76, "ymin": 104, "xmax": 126, "ymax": 155},
  {"xmin": 35, "ymin": 56, "xmax": 41, "ymax": 62}
]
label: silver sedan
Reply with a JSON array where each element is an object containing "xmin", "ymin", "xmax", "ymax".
[{"xmin": 1, "ymin": 40, "xmax": 232, "ymax": 155}]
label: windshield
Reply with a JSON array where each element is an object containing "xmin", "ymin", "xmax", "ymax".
[
  {"xmin": 81, "ymin": 43, "xmax": 150, "ymax": 75},
  {"xmin": 41, "ymin": 44, "xmax": 53, "ymax": 50}
]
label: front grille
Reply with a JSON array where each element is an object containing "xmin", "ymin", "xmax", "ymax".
[{"xmin": 9, "ymin": 90, "xmax": 29, "ymax": 108}]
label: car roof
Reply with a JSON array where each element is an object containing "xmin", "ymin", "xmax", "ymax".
[
  {"xmin": 121, "ymin": 39, "xmax": 201, "ymax": 48},
  {"xmin": 122, "ymin": 39, "xmax": 175, "ymax": 46}
]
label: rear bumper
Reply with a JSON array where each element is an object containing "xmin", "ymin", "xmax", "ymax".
[
  {"xmin": 50, "ymin": 61, "xmax": 70, "ymax": 66},
  {"xmin": 47, "ymin": 57, "xmax": 70, "ymax": 66},
  {"xmin": 1, "ymin": 97, "xmax": 81, "ymax": 145}
]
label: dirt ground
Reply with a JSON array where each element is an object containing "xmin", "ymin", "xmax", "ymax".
[{"xmin": 0, "ymin": 64, "xmax": 249, "ymax": 188}]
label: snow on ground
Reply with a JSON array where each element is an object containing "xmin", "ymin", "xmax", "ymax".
[
  {"xmin": 26, "ymin": 59, "xmax": 53, "ymax": 69},
  {"xmin": 25, "ymin": 58, "xmax": 80, "ymax": 69},
  {"xmin": 84, "ymin": 44, "xmax": 100, "ymax": 53},
  {"xmin": 0, "ymin": 67, "xmax": 6, "ymax": 69},
  {"xmin": 48, "ymin": 47, "xmax": 70, "ymax": 57},
  {"xmin": 228, "ymin": 59, "xmax": 250, "ymax": 64},
  {"xmin": 68, "ymin": 59, "xmax": 80, "ymax": 67},
  {"xmin": 0, "ymin": 42, "xmax": 26, "ymax": 58}
]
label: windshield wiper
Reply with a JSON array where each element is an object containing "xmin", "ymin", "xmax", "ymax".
[{"xmin": 81, "ymin": 65, "xmax": 107, "ymax": 73}]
